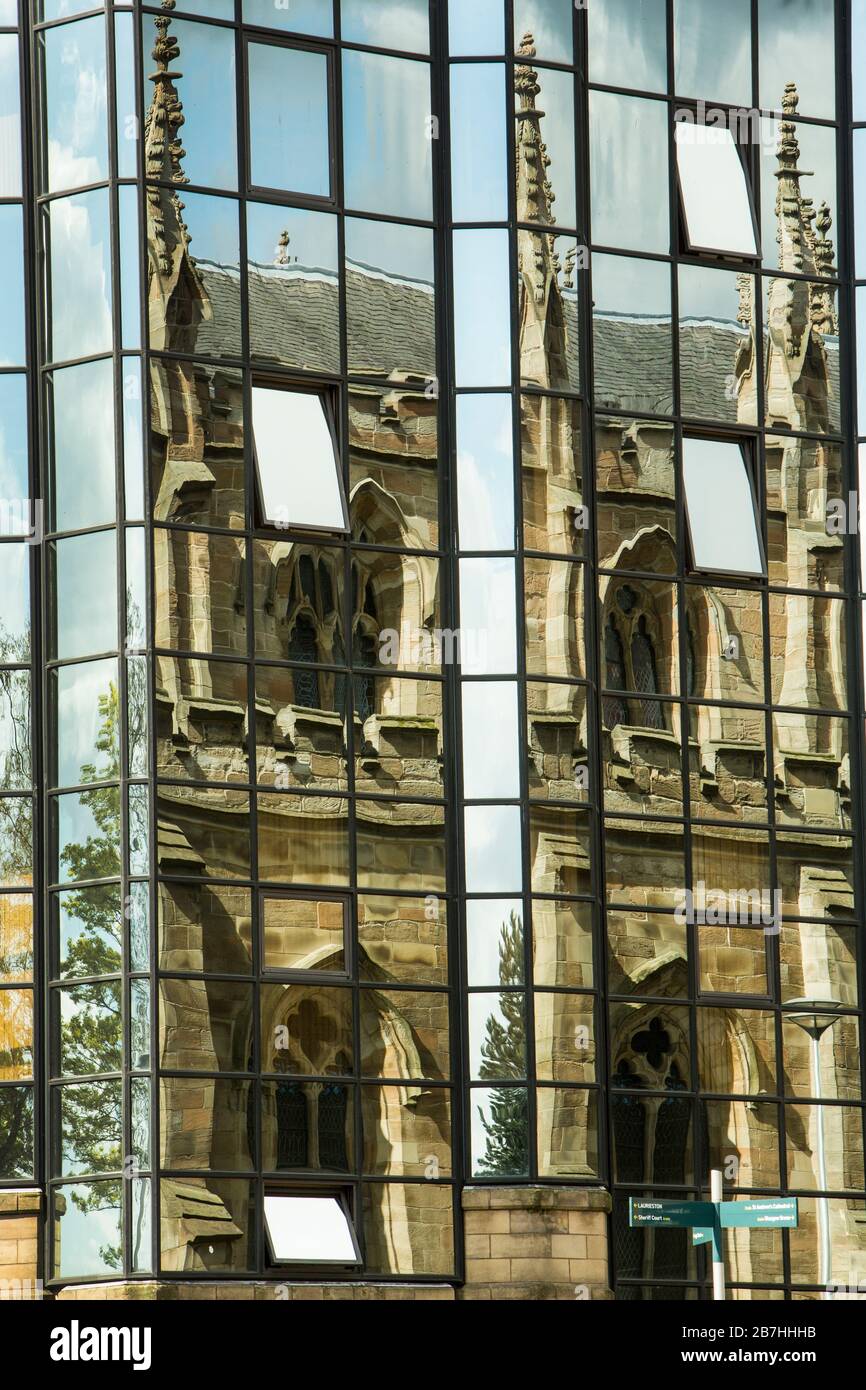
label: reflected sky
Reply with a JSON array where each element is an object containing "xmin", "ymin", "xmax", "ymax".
[
  {"xmin": 449, "ymin": 0, "xmax": 504, "ymax": 55},
  {"xmin": 590, "ymin": 91, "xmax": 669, "ymax": 254},
  {"xmin": 247, "ymin": 198, "xmax": 338, "ymax": 272},
  {"xmin": 46, "ymin": 189, "xmax": 112, "ymax": 363},
  {"xmin": 589, "ymin": 0, "xmax": 666, "ymax": 94},
  {"xmin": 242, "ymin": 0, "xmax": 332, "ymax": 33},
  {"xmin": 43, "ymin": 15, "xmax": 108, "ymax": 192},
  {"xmin": 54, "ymin": 659, "xmax": 118, "ymax": 790},
  {"xmin": 679, "ymin": 261, "xmax": 749, "ymax": 323},
  {"xmin": 522, "ymin": 64, "xmax": 576, "ymax": 229},
  {"xmin": 469, "ymin": 993, "xmax": 526, "ymax": 1078},
  {"xmin": 342, "ymin": 0, "xmax": 428, "ymax": 52},
  {"xmin": 56, "ymin": 790, "xmax": 121, "ymax": 882},
  {"xmin": 0, "ymin": 206, "xmax": 25, "ymax": 366},
  {"xmin": 126, "ymin": 529, "xmax": 147, "ymax": 649},
  {"xmin": 450, "ymin": 63, "xmax": 507, "ymax": 223},
  {"xmin": 459, "ymin": 557, "xmax": 518, "ymax": 675},
  {"xmin": 462, "ymin": 681, "xmax": 521, "ymax": 799},
  {"xmin": 49, "ymin": 359, "xmax": 116, "ymax": 533},
  {"xmin": 464, "ymin": 805, "xmax": 524, "ymax": 894},
  {"xmin": 855, "ymin": 0, "xmax": 866, "ymax": 121},
  {"xmin": 0, "ymin": 34, "xmax": 21, "ymax": 196},
  {"xmin": 119, "ymin": 185, "xmax": 141, "ymax": 350},
  {"xmin": 456, "ymin": 393, "xmax": 515, "ymax": 551},
  {"xmin": 467, "ymin": 900, "xmax": 525, "ymax": 987},
  {"xmin": 123, "ymin": 364, "xmax": 144, "ymax": 521},
  {"xmin": 759, "ymin": 0, "xmax": 835, "ymax": 119},
  {"xmin": 114, "ymin": 12, "xmax": 137, "ymax": 180},
  {"xmin": 674, "ymin": 0, "xmax": 752, "ymax": 106},
  {"xmin": 345, "ymin": 212, "xmax": 433, "ymax": 283},
  {"xmin": 153, "ymin": 17, "xmax": 237, "ymax": 191},
  {"xmin": 0, "ymin": 669, "xmax": 30, "ymax": 789},
  {"xmin": 759, "ymin": 116, "xmax": 837, "ymax": 274},
  {"xmin": 0, "ymin": 375, "xmax": 28, "ymax": 523},
  {"xmin": 856, "ymin": 132, "xmax": 866, "ymax": 278},
  {"xmin": 54, "ymin": 530, "xmax": 118, "ymax": 660},
  {"xmin": 453, "ymin": 229, "xmax": 511, "ymax": 387},
  {"xmin": 0, "ymin": 544, "xmax": 29, "ymax": 653},
  {"xmin": 513, "ymin": 0, "xmax": 572, "ymax": 66},
  {"xmin": 55, "ymin": 1183, "xmax": 122, "ymax": 1279},
  {"xmin": 343, "ymin": 50, "xmax": 432, "ymax": 220},
  {"xmin": 593, "ymin": 251, "xmax": 671, "ymax": 318},
  {"xmin": 249, "ymin": 42, "xmax": 330, "ymax": 198}
]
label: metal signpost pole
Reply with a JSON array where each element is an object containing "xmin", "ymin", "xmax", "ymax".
[{"xmin": 710, "ymin": 1168, "xmax": 725, "ymax": 1302}]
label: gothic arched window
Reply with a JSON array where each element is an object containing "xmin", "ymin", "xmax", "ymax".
[
  {"xmin": 630, "ymin": 617, "xmax": 664, "ymax": 730},
  {"xmin": 604, "ymin": 618, "xmax": 629, "ymax": 728}
]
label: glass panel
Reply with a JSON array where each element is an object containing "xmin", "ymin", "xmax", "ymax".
[
  {"xmin": 461, "ymin": 681, "xmax": 520, "ymax": 799},
  {"xmin": 515, "ymin": 53, "xmax": 575, "ymax": 230},
  {"xmin": 127, "ymin": 654, "xmax": 148, "ymax": 778},
  {"xmin": 687, "ymin": 584, "xmax": 765, "ymax": 704},
  {"xmin": 54, "ymin": 1181, "xmax": 122, "ymax": 1280},
  {"xmin": 604, "ymin": 817, "xmax": 686, "ymax": 912},
  {"xmin": 697, "ymin": 1007, "xmax": 776, "ymax": 1093},
  {"xmin": 42, "ymin": 15, "xmax": 108, "ymax": 192},
  {"xmin": 789, "ymin": 1198, "xmax": 866, "ymax": 1287},
  {"xmin": 521, "ymin": 393, "xmax": 583, "ymax": 555},
  {"xmin": 159, "ymin": 977, "xmax": 252, "ymax": 1071},
  {"xmin": 529, "ymin": 804, "xmax": 591, "ymax": 894},
  {"xmin": 0, "ymin": 668, "xmax": 29, "ymax": 791},
  {"xmin": 46, "ymin": 189, "xmax": 112, "ymax": 363},
  {"xmin": 469, "ymin": 992, "xmax": 526, "ymax": 1081},
  {"xmin": 786, "ymin": 1104, "xmax": 864, "ymax": 1191},
  {"xmin": 247, "ymin": 202, "xmax": 340, "ymax": 374},
  {"xmin": 0, "ymin": 892, "xmax": 33, "ymax": 982},
  {"xmin": 777, "ymin": 831, "xmax": 854, "ymax": 924},
  {"xmin": 0, "ymin": 795, "xmax": 31, "ymax": 890},
  {"xmin": 159, "ymin": 1079, "xmax": 253, "ymax": 1170},
  {"xmin": 157, "ymin": 655, "xmax": 249, "ymax": 784},
  {"xmin": 356, "ymin": 893, "xmax": 448, "ymax": 986},
  {"xmin": 0, "ymin": 34, "xmax": 22, "ymax": 197},
  {"xmin": 131, "ymin": 1177, "xmax": 152, "ymax": 1274},
  {"xmin": 590, "ymin": 91, "xmax": 669, "ymax": 254},
  {"xmin": 674, "ymin": 0, "xmax": 752, "ymax": 104},
  {"xmin": 264, "ymin": 1193, "xmax": 357, "ymax": 1258},
  {"xmin": 262, "ymin": 894, "xmax": 346, "ymax": 973},
  {"xmin": 257, "ymin": 791, "xmax": 350, "ymax": 885},
  {"xmin": 259, "ymin": 982, "xmax": 353, "ymax": 1075},
  {"xmin": 470, "ymin": 1086, "xmax": 529, "ymax": 1176},
  {"xmin": 855, "ymin": 0, "xmax": 866, "ymax": 121},
  {"xmin": 449, "ymin": 0, "xmax": 504, "ymax": 55},
  {"xmin": 128, "ymin": 881, "xmax": 150, "ymax": 974},
  {"xmin": 679, "ymin": 263, "xmax": 758, "ymax": 426},
  {"xmin": 123, "ymin": 361, "xmax": 145, "ymax": 521},
  {"xmin": 537, "ymin": 1087, "xmax": 599, "ymax": 1179},
  {"xmin": 782, "ymin": 1012, "xmax": 860, "ymax": 1102},
  {"xmin": 0, "ymin": 545, "xmax": 29, "ymax": 654},
  {"xmin": 595, "ymin": 415, "xmax": 676, "ymax": 572},
  {"xmin": 57, "ymin": 980, "xmax": 122, "ymax": 1077},
  {"xmin": 56, "ymin": 885, "xmax": 121, "ymax": 980},
  {"xmin": 610, "ymin": 1001, "xmax": 693, "ymax": 1087},
  {"xmin": 0, "ymin": 206, "xmax": 25, "ymax": 365},
  {"xmin": 464, "ymin": 805, "xmax": 523, "ymax": 893},
  {"xmin": 606, "ymin": 907, "xmax": 687, "ymax": 996},
  {"xmin": 153, "ymin": 529, "xmax": 246, "ymax": 657},
  {"xmin": 773, "ymin": 714, "xmax": 851, "ymax": 832},
  {"xmin": 467, "ymin": 900, "xmax": 524, "ymax": 988},
  {"xmin": 348, "ymin": 383, "xmax": 439, "ymax": 550},
  {"xmin": 760, "ymin": 115, "xmax": 837, "ymax": 278},
  {"xmin": 362, "ymin": 1183, "xmax": 454, "ymax": 1276},
  {"xmin": 53, "ymin": 531, "xmax": 118, "ymax": 660},
  {"xmin": 148, "ymin": 190, "xmax": 241, "ymax": 359},
  {"xmin": 535, "ymin": 992, "xmax": 595, "ymax": 1083},
  {"xmin": 156, "ymin": 784, "xmax": 250, "ymax": 879},
  {"xmin": 768, "ymin": 438, "xmax": 844, "ymax": 590},
  {"xmin": 52, "ymin": 658, "xmax": 118, "ymax": 789},
  {"xmin": 48, "ymin": 359, "xmax": 116, "ymax": 533},
  {"xmin": 255, "ymin": 662, "xmax": 348, "ymax": 794},
  {"xmin": 0, "ymin": 377, "xmax": 28, "ymax": 533},
  {"xmin": 361, "ymin": 1085, "xmax": 451, "ymax": 1177},
  {"xmin": 450, "ymin": 62, "xmax": 507, "ymax": 222},
  {"xmin": 355, "ymin": 800, "xmax": 446, "ymax": 893},
  {"xmin": 114, "ymin": 12, "xmax": 137, "ymax": 179},
  {"xmin": 57, "ymin": 1078, "xmax": 122, "ymax": 1176},
  {"xmin": 533, "ymin": 897, "xmax": 593, "ymax": 988},
  {"xmin": 518, "ymin": 234, "xmax": 580, "ymax": 392},
  {"xmin": 125, "ymin": 528, "xmax": 147, "ymax": 654},
  {"xmin": 524, "ymin": 557, "xmax": 584, "ymax": 678},
  {"xmin": 242, "ymin": 0, "xmax": 333, "ymax": 35},
  {"xmin": 343, "ymin": 51, "xmax": 431, "ymax": 220},
  {"xmin": 158, "ymin": 881, "xmax": 253, "ymax": 975},
  {"xmin": 691, "ymin": 827, "xmax": 771, "ymax": 914},
  {"xmin": 360, "ymin": 988, "xmax": 450, "ymax": 1080},
  {"xmin": 248, "ymin": 41, "xmax": 329, "ymax": 198},
  {"xmin": 769, "ymin": 593, "xmax": 848, "ymax": 711},
  {"xmin": 683, "ymin": 438, "xmax": 764, "ymax": 576},
  {"xmin": 513, "ymin": 0, "xmax": 572, "ymax": 65},
  {"xmin": 589, "ymin": 0, "xmax": 666, "ymax": 94},
  {"xmin": 160, "ymin": 1176, "xmax": 255, "ymax": 1272},
  {"xmin": 345, "ymin": 217, "xmax": 435, "ymax": 382},
  {"xmin": 758, "ymin": 0, "xmax": 835, "ymax": 120},
  {"xmin": 342, "ymin": 0, "xmax": 429, "ymax": 52},
  {"xmin": 150, "ymin": 361, "xmax": 244, "ymax": 529},
  {"xmin": 149, "ymin": 17, "xmax": 237, "ymax": 191},
  {"xmin": 687, "ymin": 704, "xmax": 769, "ymax": 826},
  {"xmin": 0, "ymin": 1085, "xmax": 32, "ymax": 1178},
  {"xmin": 676, "ymin": 122, "xmax": 758, "ymax": 258},
  {"xmin": 453, "ymin": 228, "xmax": 511, "ymax": 388},
  {"xmin": 456, "ymin": 394, "xmax": 514, "ymax": 552},
  {"xmin": 119, "ymin": 184, "xmax": 141, "ymax": 349},
  {"xmin": 252, "ymin": 387, "xmax": 345, "ymax": 531},
  {"xmin": 780, "ymin": 921, "xmax": 858, "ymax": 1008},
  {"xmin": 0, "ymin": 985, "xmax": 32, "ymax": 1079},
  {"xmin": 353, "ymin": 674, "xmax": 444, "ymax": 801},
  {"xmin": 593, "ymin": 253, "xmax": 673, "ymax": 415},
  {"xmin": 459, "ymin": 557, "xmax": 517, "ymax": 675}
]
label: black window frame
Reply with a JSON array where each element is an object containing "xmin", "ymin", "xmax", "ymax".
[
  {"xmin": 259, "ymin": 887, "xmax": 353, "ymax": 983},
  {"xmin": 243, "ymin": 32, "xmax": 338, "ymax": 208},
  {"xmin": 681, "ymin": 430, "xmax": 767, "ymax": 581},
  {"xmin": 673, "ymin": 101, "xmax": 762, "ymax": 264},
  {"xmin": 262, "ymin": 1181, "xmax": 363, "ymax": 1271},
  {"xmin": 250, "ymin": 375, "xmax": 350, "ymax": 537}
]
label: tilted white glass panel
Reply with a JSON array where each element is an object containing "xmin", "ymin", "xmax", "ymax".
[
  {"xmin": 682, "ymin": 437, "xmax": 764, "ymax": 576},
  {"xmin": 251, "ymin": 386, "xmax": 347, "ymax": 532},
  {"xmin": 264, "ymin": 1195, "xmax": 359, "ymax": 1264},
  {"xmin": 675, "ymin": 120, "xmax": 758, "ymax": 257}
]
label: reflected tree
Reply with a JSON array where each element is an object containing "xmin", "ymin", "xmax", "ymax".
[{"xmin": 476, "ymin": 911, "xmax": 529, "ymax": 1176}]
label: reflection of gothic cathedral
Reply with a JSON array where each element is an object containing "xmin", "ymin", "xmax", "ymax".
[{"xmin": 127, "ymin": 19, "xmax": 863, "ymax": 1292}]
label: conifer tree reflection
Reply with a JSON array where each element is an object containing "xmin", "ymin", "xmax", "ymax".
[{"xmin": 476, "ymin": 912, "xmax": 529, "ymax": 1176}]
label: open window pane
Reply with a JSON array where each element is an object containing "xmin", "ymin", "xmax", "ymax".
[
  {"xmin": 247, "ymin": 42, "xmax": 331, "ymax": 198},
  {"xmin": 675, "ymin": 121, "xmax": 758, "ymax": 258},
  {"xmin": 264, "ymin": 1193, "xmax": 359, "ymax": 1264},
  {"xmin": 251, "ymin": 386, "xmax": 347, "ymax": 532},
  {"xmin": 683, "ymin": 437, "xmax": 764, "ymax": 577}
]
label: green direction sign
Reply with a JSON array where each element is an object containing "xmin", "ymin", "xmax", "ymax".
[
  {"xmin": 692, "ymin": 1227, "xmax": 713, "ymax": 1246},
  {"xmin": 629, "ymin": 1199, "xmax": 716, "ymax": 1228},
  {"xmin": 719, "ymin": 1198, "xmax": 798, "ymax": 1229}
]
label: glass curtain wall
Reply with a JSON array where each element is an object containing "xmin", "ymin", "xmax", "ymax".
[{"xmin": 589, "ymin": 0, "xmax": 865, "ymax": 1299}]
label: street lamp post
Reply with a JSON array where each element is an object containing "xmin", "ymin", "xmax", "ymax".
[{"xmin": 785, "ymin": 999, "xmax": 842, "ymax": 1294}]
